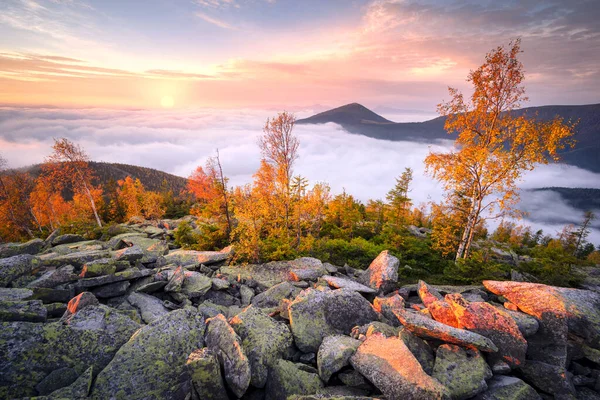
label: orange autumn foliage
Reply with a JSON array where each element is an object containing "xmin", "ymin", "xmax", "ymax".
[{"xmin": 425, "ymin": 40, "xmax": 576, "ymax": 261}]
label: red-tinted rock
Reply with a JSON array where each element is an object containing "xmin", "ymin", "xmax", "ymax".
[
  {"xmin": 360, "ymin": 250, "xmax": 399, "ymax": 291},
  {"xmin": 350, "ymin": 333, "xmax": 450, "ymax": 399},
  {"xmin": 373, "ymin": 294, "xmax": 404, "ymax": 323},
  {"xmin": 418, "ymin": 280, "xmax": 459, "ymax": 327},
  {"xmin": 64, "ymin": 292, "xmax": 99, "ymax": 318},
  {"xmin": 445, "ymin": 293, "xmax": 527, "ymax": 368},
  {"xmin": 394, "ymin": 307, "xmax": 498, "ymax": 353},
  {"xmin": 483, "ymin": 281, "xmax": 600, "ymax": 350}
]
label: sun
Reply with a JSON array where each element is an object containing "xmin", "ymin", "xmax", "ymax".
[{"xmin": 160, "ymin": 96, "xmax": 174, "ymax": 108}]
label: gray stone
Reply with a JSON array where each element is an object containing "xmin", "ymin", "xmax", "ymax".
[
  {"xmin": 51, "ymin": 234, "xmax": 85, "ymax": 246},
  {"xmin": 240, "ymin": 285, "xmax": 254, "ymax": 306},
  {"xmin": 229, "ymin": 306, "xmax": 295, "ymax": 388},
  {"xmin": 127, "ymin": 291, "xmax": 169, "ymax": 324},
  {"xmin": 433, "ymin": 344, "xmax": 492, "ymax": 400},
  {"xmin": 289, "ymin": 257, "xmax": 328, "ymax": 281},
  {"xmin": 113, "ymin": 245, "xmax": 144, "ymax": 262},
  {"xmin": 473, "ymin": 375, "xmax": 541, "ymax": 400},
  {"xmin": 46, "ymin": 366, "xmax": 94, "ymax": 399},
  {"xmin": 135, "ymin": 280, "xmax": 167, "ymax": 293},
  {"xmin": 205, "ymin": 313, "xmax": 251, "ymax": 398},
  {"xmin": 265, "ymin": 359, "xmax": 324, "ymax": 400},
  {"xmin": 40, "ymin": 249, "xmax": 111, "ymax": 268},
  {"xmin": 321, "ymin": 275, "xmax": 377, "ymax": 294},
  {"xmin": 519, "ymin": 360, "xmax": 576, "ymax": 397},
  {"xmin": 0, "ymin": 254, "xmax": 40, "ymax": 287},
  {"xmin": 186, "ymin": 348, "xmax": 229, "ymax": 400},
  {"xmin": 0, "ymin": 299, "xmax": 47, "ymax": 322},
  {"xmin": 252, "ymin": 281, "xmax": 300, "ymax": 308},
  {"xmin": 398, "ymin": 327, "xmax": 435, "ymax": 375},
  {"xmin": 92, "ymin": 280, "xmax": 130, "ymax": 298},
  {"xmin": 164, "ymin": 246, "xmax": 232, "ymax": 267},
  {"xmin": 317, "ymin": 335, "xmax": 361, "ymax": 382},
  {"xmin": 27, "ymin": 265, "xmax": 78, "ymax": 288},
  {"xmin": 35, "ymin": 367, "xmax": 78, "ymax": 395},
  {"xmin": 289, "ymin": 288, "xmax": 381, "ymax": 353},
  {"xmin": 91, "ymin": 309, "xmax": 205, "ymax": 400},
  {"xmin": 73, "ymin": 267, "xmax": 154, "ymax": 290},
  {"xmin": 212, "ymin": 277, "xmax": 230, "ymax": 290},
  {"xmin": 0, "ymin": 238, "xmax": 45, "ymax": 258},
  {"xmin": 0, "ymin": 304, "xmax": 140, "ymax": 398}
]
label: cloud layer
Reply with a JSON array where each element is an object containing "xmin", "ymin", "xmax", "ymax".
[{"xmin": 1, "ymin": 105, "xmax": 599, "ymax": 244}]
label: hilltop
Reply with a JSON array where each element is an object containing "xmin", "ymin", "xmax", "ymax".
[
  {"xmin": 298, "ymin": 103, "xmax": 600, "ymax": 173},
  {"xmin": 24, "ymin": 162, "xmax": 188, "ymax": 194}
]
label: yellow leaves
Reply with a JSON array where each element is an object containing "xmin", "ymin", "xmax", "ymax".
[{"xmin": 426, "ymin": 40, "xmax": 576, "ymax": 260}]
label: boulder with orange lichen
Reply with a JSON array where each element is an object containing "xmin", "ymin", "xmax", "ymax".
[
  {"xmin": 418, "ymin": 280, "xmax": 460, "ymax": 327},
  {"xmin": 350, "ymin": 333, "xmax": 450, "ymax": 399},
  {"xmin": 445, "ymin": 293, "xmax": 527, "ymax": 368},
  {"xmin": 393, "ymin": 307, "xmax": 498, "ymax": 352},
  {"xmin": 483, "ymin": 280, "xmax": 600, "ymax": 349},
  {"xmin": 373, "ymin": 293, "xmax": 404, "ymax": 324},
  {"xmin": 359, "ymin": 250, "xmax": 399, "ymax": 291}
]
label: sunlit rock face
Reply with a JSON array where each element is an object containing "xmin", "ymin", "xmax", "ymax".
[
  {"xmin": 350, "ymin": 333, "xmax": 450, "ymax": 399},
  {"xmin": 483, "ymin": 281, "xmax": 600, "ymax": 349},
  {"xmin": 445, "ymin": 293, "xmax": 527, "ymax": 368},
  {"xmin": 418, "ymin": 280, "xmax": 460, "ymax": 327},
  {"xmin": 394, "ymin": 306, "xmax": 499, "ymax": 353},
  {"xmin": 359, "ymin": 250, "xmax": 399, "ymax": 291}
]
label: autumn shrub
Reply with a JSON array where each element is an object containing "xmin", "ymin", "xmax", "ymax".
[{"xmin": 174, "ymin": 221, "xmax": 197, "ymax": 248}]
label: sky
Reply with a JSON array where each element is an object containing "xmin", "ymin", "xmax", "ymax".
[
  {"xmin": 0, "ymin": 1, "xmax": 599, "ymax": 242},
  {"xmin": 1, "ymin": 0, "xmax": 599, "ymax": 110}
]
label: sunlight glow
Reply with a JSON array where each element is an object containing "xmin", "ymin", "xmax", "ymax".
[{"xmin": 160, "ymin": 96, "xmax": 175, "ymax": 108}]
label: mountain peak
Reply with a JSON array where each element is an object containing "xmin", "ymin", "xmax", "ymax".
[{"xmin": 297, "ymin": 102, "xmax": 393, "ymax": 126}]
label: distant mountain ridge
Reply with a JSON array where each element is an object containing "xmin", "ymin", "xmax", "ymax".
[
  {"xmin": 298, "ymin": 102, "xmax": 600, "ymax": 173},
  {"xmin": 25, "ymin": 162, "xmax": 188, "ymax": 194}
]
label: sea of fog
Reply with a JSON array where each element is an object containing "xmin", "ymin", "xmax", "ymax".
[{"xmin": 1, "ymin": 106, "xmax": 599, "ymax": 245}]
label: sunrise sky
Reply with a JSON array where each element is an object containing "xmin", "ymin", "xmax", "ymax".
[{"xmin": 1, "ymin": 0, "xmax": 599, "ymax": 110}]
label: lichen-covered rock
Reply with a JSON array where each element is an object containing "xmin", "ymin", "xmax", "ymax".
[
  {"xmin": 212, "ymin": 277, "xmax": 230, "ymax": 290},
  {"xmin": 182, "ymin": 270, "xmax": 213, "ymax": 299},
  {"xmin": 164, "ymin": 247, "xmax": 232, "ymax": 267},
  {"xmin": 240, "ymin": 285, "xmax": 254, "ymax": 306},
  {"xmin": 473, "ymin": 375, "xmax": 541, "ymax": 400},
  {"xmin": 205, "ymin": 313, "xmax": 251, "ymax": 398},
  {"xmin": 0, "ymin": 304, "xmax": 140, "ymax": 398},
  {"xmin": 44, "ymin": 366, "xmax": 94, "ymax": 399},
  {"xmin": 289, "ymin": 288, "xmax": 380, "ymax": 353},
  {"xmin": 63, "ymin": 291, "xmax": 99, "ymax": 319},
  {"xmin": 41, "ymin": 249, "xmax": 111, "ymax": 268},
  {"xmin": 373, "ymin": 293, "xmax": 404, "ymax": 324},
  {"xmin": 73, "ymin": 267, "xmax": 153, "ymax": 291},
  {"xmin": 252, "ymin": 281, "xmax": 300, "ymax": 308},
  {"xmin": 80, "ymin": 259, "xmax": 119, "ymax": 278},
  {"xmin": 352, "ymin": 321, "xmax": 400, "ymax": 339},
  {"xmin": 317, "ymin": 335, "xmax": 360, "ymax": 383},
  {"xmin": 483, "ymin": 281, "xmax": 600, "ymax": 349},
  {"xmin": 0, "ymin": 254, "xmax": 41, "ymax": 287},
  {"xmin": 127, "ymin": 291, "xmax": 169, "ymax": 324},
  {"xmin": 92, "ymin": 280, "xmax": 130, "ymax": 299},
  {"xmin": 394, "ymin": 307, "xmax": 498, "ymax": 352},
  {"xmin": 398, "ymin": 327, "xmax": 435, "ymax": 375},
  {"xmin": 28, "ymin": 265, "xmax": 78, "ymax": 288},
  {"xmin": 446, "ymin": 293, "xmax": 527, "ymax": 368},
  {"xmin": 289, "ymin": 257, "xmax": 328, "ymax": 281},
  {"xmin": 491, "ymin": 304, "xmax": 539, "ymax": 338},
  {"xmin": 34, "ymin": 367, "xmax": 79, "ymax": 395},
  {"xmin": 51, "ymin": 234, "xmax": 85, "ymax": 246},
  {"xmin": 186, "ymin": 348, "xmax": 229, "ymax": 400},
  {"xmin": 433, "ymin": 344, "xmax": 492, "ymax": 400},
  {"xmin": 350, "ymin": 333, "xmax": 450, "ymax": 399},
  {"xmin": 418, "ymin": 281, "xmax": 460, "ymax": 327},
  {"xmin": 119, "ymin": 236, "xmax": 169, "ymax": 263},
  {"xmin": 0, "ymin": 299, "xmax": 47, "ymax": 322},
  {"xmin": 229, "ymin": 306, "xmax": 294, "ymax": 388},
  {"xmin": 91, "ymin": 309, "xmax": 205, "ymax": 400},
  {"xmin": 113, "ymin": 245, "xmax": 144, "ymax": 262},
  {"xmin": 359, "ymin": 250, "xmax": 399, "ymax": 291},
  {"xmin": 265, "ymin": 359, "xmax": 324, "ymax": 400},
  {"xmin": 0, "ymin": 238, "xmax": 45, "ymax": 258},
  {"xmin": 519, "ymin": 360, "xmax": 576, "ymax": 397},
  {"xmin": 321, "ymin": 275, "xmax": 376, "ymax": 294}
]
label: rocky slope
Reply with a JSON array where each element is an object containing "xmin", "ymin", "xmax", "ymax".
[{"xmin": 1, "ymin": 218, "xmax": 600, "ymax": 399}]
